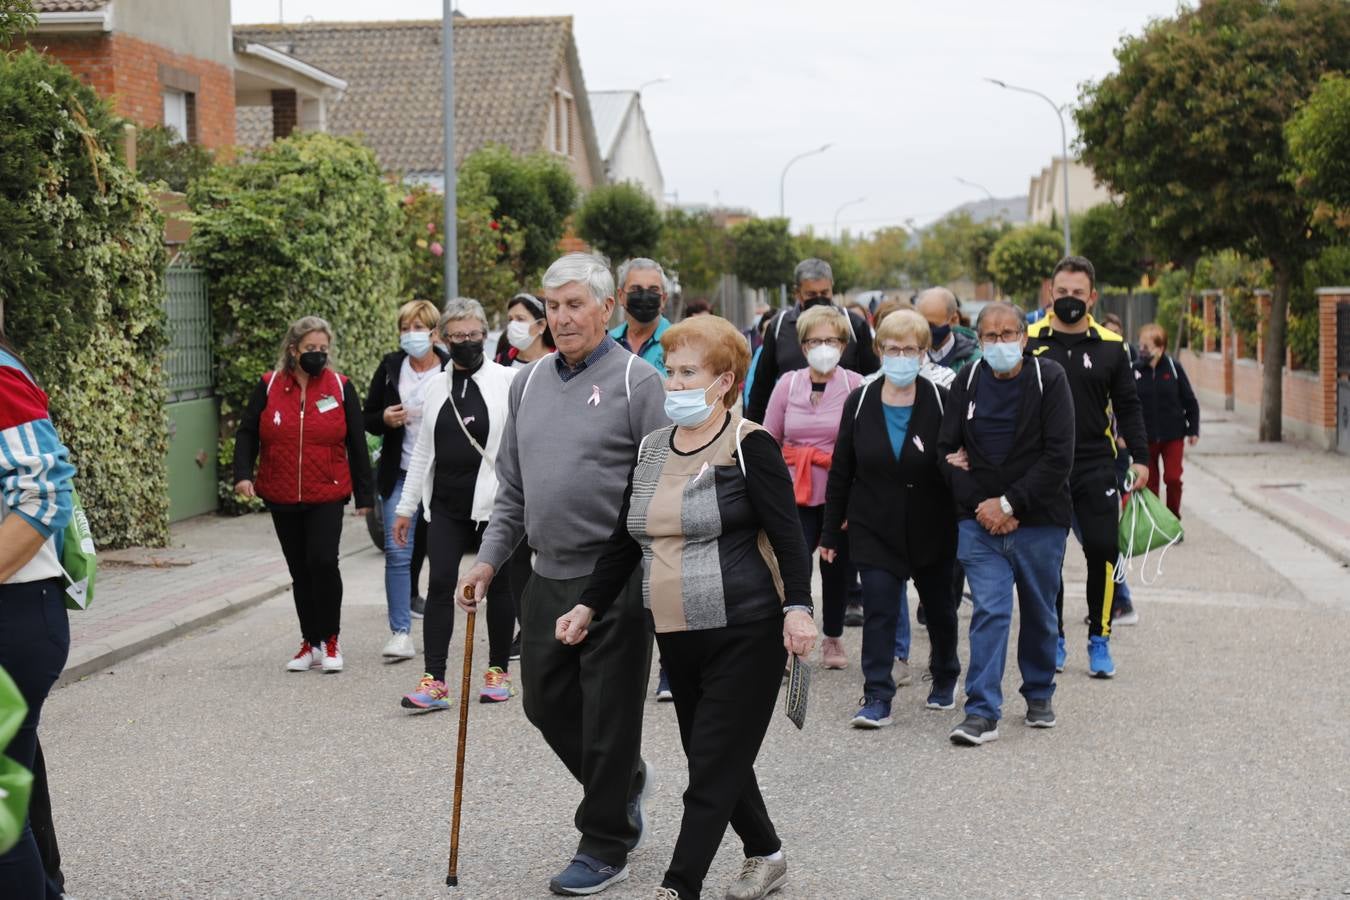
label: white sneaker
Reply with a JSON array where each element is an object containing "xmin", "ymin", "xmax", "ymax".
[
  {"xmin": 383, "ymin": 630, "xmax": 416, "ymax": 660},
  {"xmin": 320, "ymin": 635, "xmax": 343, "ymax": 673},
  {"xmin": 285, "ymin": 640, "xmax": 318, "ymax": 672}
]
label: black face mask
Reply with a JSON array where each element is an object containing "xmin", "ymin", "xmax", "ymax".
[
  {"xmin": 449, "ymin": 339, "xmax": 484, "ymax": 370},
  {"xmin": 800, "ymin": 296, "xmax": 832, "ymax": 310},
  {"xmin": 930, "ymin": 324, "xmax": 952, "ymax": 347},
  {"xmin": 625, "ymin": 289, "xmax": 662, "ymax": 324},
  {"xmin": 298, "ymin": 351, "xmax": 328, "ymax": 377},
  {"xmin": 1052, "ymin": 296, "xmax": 1088, "ymax": 325}
]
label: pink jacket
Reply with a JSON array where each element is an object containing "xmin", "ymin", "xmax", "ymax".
[{"xmin": 763, "ymin": 366, "xmax": 864, "ymax": 507}]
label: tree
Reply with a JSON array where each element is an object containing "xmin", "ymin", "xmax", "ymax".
[
  {"xmin": 794, "ymin": 233, "xmax": 862, "ymax": 294},
  {"xmin": 1286, "ymin": 73, "xmax": 1350, "ymax": 231},
  {"xmin": 729, "ymin": 217, "xmax": 795, "ymax": 292},
  {"xmin": 575, "ymin": 182, "xmax": 663, "ymax": 262},
  {"xmin": 1076, "ymin": 0, "xmax": 1350, "ymax": 441},
  {"xmin": 909, "ymin": 212, "xmax": 1010, "ymax": 288},
  {"xmin": 1072, "ymin": 203, "xmax": 1150, "ymax": 289},
  {"xmin": 659, "ymin": 208, "xmax": 730, "ymax": 297},
  {"xmin": 460, "ymin": 144, "xmax": 577, "ymax": 278},
  {"xmin": 854, "ymin": 225, "xmax": 911, "ymax": 289},
  {"xmin": 988, "ymin": 225, "xmax": 1063, "ymax": 305},
  {"xmin": 134, "ymin": 124, "xmax": 215, "ymax": 192},
  {"xmin": 0, "ymin": 1, "xmax": 35, "ymax": 46}
]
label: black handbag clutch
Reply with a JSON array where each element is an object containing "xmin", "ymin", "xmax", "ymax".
[{"xmin": 783, "ymin": 653, "xmax": 810, "ymax": 730}]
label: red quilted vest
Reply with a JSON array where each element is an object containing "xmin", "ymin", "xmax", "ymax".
[{"xmin": 253, "ymin": 367, "xmax": 354, "ymax": 506}]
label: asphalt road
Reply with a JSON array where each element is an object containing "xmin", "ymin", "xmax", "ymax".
[{"xmin": 41, "ymin": 464, "xmax": 1350, "ymax": 899}]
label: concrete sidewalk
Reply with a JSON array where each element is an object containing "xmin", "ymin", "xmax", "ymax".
[
  {"xmin": 60, "ymin": 510, "xmax": 379, "ymax": 687},
  {"xmin": 1187, "ymin": 400, "xmax": 1350, "ymax": 568}
]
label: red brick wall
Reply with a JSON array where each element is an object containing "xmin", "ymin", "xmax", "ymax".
[{"xmin": 28, "ymin": 32, "xmax": 235, "ymax": 150}]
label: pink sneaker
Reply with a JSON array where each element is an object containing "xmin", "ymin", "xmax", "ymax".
[
  {"xmin": 401, "ymin": 674, "xmax": 450, "ymax": 711},
  {"xmin": 479, "ymin": 667, "xmax": 515, "ymax": 703}
]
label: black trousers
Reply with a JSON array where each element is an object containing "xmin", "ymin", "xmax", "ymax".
[
  {"xmin": 410, "ymin": 509, "xmax": 428, "ymax": 598},
  {"xmin": 658, "ymin": 617, "xmax": 784, "ymax": 900},
  {"xmin": 505, "ymin": 538, "xmax": 533, "ymax": 626},
  {"xmin": 796, "ymin": 504, "xmax": 849, "ymax": 637},
  {"xmin": 1056, "ymin": 460, "xmax": 1122, "ymax": 639},
  {"xmin": 859, "ymin": 559, "xmax": 959, "ymax": 702},
  {"xmin": 424, "ymin": 515, "xmax": 514, "ymax": 680},
  {"xmin": 519, "ymin": 568, "xmax": 651, "ymax": 866},
  {"xmin": 270, "ymin": 501, "xmax": 345, "ymax": 643},
  {"xmin": 31, "ymin": 738, "xmax": 63, "ymax": 892}
]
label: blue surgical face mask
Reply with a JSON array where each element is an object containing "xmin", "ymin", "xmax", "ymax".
[
  {"xmin": 983, "ymin": 341, "xmax": 1024, "ymax": 374},
  {"xmin": 664, "ymin": 378, "xmax": 724, "ymax": 428},
  {"xmin": 400, "ymin": 330, "xmax": 432, "ymax": 359},
  {"xmin": 881, "ymin": 355, "xmax": 921, "ymax": 387}
]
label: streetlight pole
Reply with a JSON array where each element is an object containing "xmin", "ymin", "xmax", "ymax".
[
  {"xmin": 833, "ymin": 197, "xmax": 864, "ymax": 241},
  {"xmin": 441, "ymin": 0, "xmax": 458, "ymax": 303},
  {"xmin": 636, "ymin": 75, "xmax": 671, "ymax": 94},
  {"xmin": 954, "ymin": 176, "xmax": 995, "ymax": 202},
  {"xmin": 984, "ymin": 78, "xmax": 1071, "ymax": 254},
  {"xmin": 777, "ymin": 143, "xmax": 831, "ymax": 305}
]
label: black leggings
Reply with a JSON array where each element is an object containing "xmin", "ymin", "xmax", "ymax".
[
  {"xmin": 797, "ymin": 504, "xmax": 849, "ymax": 637},
  {"xmin": 424, "ymin": 515, "xmax": 514, "ymax": 681},
  {"xmin": 270, "ymin": 501, "xmax": 345, "ymax": 643}
]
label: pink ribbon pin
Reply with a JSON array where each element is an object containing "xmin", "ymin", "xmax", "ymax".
[{"xmin": 588, "ymin": 384, "xmax": 602, "ymax": 406}]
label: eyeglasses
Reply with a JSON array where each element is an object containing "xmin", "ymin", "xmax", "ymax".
[
  {"xmin": 979, "ymin": 329, "xmax": 1023, "ymax": 344},
  {"xmin": 880, "ymin": 345, "xmax": 923, "ymax": 359},
  {"xmin": 445, "ymin": 330, "xmax": 485, "ymax": 343},
  {"xmin": 802, "ymin": 337, "xmax": 844, "ymax": 350}
]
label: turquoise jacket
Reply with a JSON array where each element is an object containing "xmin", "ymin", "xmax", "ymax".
[{"xmin": 610, "ymin": 316, "xmax": 672, "ymax": 373}]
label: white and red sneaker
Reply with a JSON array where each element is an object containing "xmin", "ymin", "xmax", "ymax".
[
  {"xmin": 320, "ymin": 634, "xmax": 343, "ymax": 673},
  {"xmin": 285, "ymin": 640, "xmax": 320, "ymax": 672}
]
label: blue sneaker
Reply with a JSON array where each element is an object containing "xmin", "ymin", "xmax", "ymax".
[
  {"xmin": 850, "ymin": 696, "xmax": 893, "ymax": 729},
  {"xmin": 655, "ymin": 666, "xmax": 673, "ymax": 702},
  {"xmin": 548, "ymin": 853, "xmax": 629, "ymax": 896},
  {"xmin": 625, "ymin": 759, "xmax": 653, "ymax": 852},
  {"xmin": 1088, "ymin": 635, "xmax": 1116, "ymax": 678},
  {"xmin": 924, "ymin": 678, "xmax": 958, "ymax": 711},
  {"xmin": 1055, "ymin": 636, "xmax": 1067, "ymax": 673}
]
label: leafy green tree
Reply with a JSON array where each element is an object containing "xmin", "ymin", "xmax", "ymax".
[
  {"xmin": 1076, "ymin": 0, "xmax": 1350, "ymax": 441},
  {"xmin": 910, "ymin": 212, "xmax": 1009, "ymax": 288},
  {"xmin": 1072, "ymin": 203, "xmax": 1149, "ymax": 289},
  {"xmin": 575, "ymin": 182, "xmax": 663, "ymax": 263},
  {"xmin": 460, "ymin": 145, "xmax": 577, "ymax": 278},
  {"xmin": 730, "ymin": 217, "xmax": 796, "ymax": 291},
  {"xmin": 658, "ymin": 208, "xmax": 730, "ymax": 297},
  {"xmin": 1286, "ymin": 73, "xmax": 1350, "ymax": 231},
  {"xmin": 134, "ymin": 124, "xmax": 215, "ymax": 192},
  {"xmin": 854, "ymin": 225, "xmax": 911, "ymax": 289},
  {"xmin": 0, "ymin": 1, "xmax": 35, "ymax": 46},
  {"xmin": 794, "ymin": 233, "xmax": 862, "ymax": 294},
  {"xmin": 988, "ymin": 225, "xmax": 1063, "ymax": 305}
]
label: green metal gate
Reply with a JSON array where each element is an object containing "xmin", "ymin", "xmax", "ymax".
[{"xmin": 164, "ymin": 262, "xmax": 219, "ymax": 522}]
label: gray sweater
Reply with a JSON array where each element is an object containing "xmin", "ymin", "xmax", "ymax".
[{"xmin": 478, "ymin": 340, "xmax": 669, "ymax": 579}]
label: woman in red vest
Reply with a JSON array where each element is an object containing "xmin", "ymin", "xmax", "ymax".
[{"xmin": 233, "ymin": 316, "xmax": 374, "ymax": 673}]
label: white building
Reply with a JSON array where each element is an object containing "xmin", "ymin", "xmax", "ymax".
[
  {"xmin": 588, "ymin": 90, "xmax": 665, "ymax": 207},
  {"xmin": 1026, "ymin": 157, "xmax": 1113, "ymax": 226}
]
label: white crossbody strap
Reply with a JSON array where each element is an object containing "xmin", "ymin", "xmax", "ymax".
[{"xmin": 447, "ymin": 381, "xmax": 492, "ymax": 468}]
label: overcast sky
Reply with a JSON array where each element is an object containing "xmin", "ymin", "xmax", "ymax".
[{"xmin": 231, "ymin": 1, "xmax": 1181, "ymax": 235}]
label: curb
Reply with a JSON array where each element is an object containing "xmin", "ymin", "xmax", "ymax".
[
  {"xmin": 1189, "ymin": 455, "xmax": 1350, "ymax": 569},
  {"xmin": 57, "ymin": 543, "xmax": 380, "ymax": 689}
]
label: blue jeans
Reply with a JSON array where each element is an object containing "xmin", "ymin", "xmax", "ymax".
[
  {"xmin": 381, "ymin": 472, "xmax": 420, "ymax": 634},
  {"xmin": 958, "ymin": 520, "xmax": 1066, "ymax": 722},
  {"xmin": 893, "ymin": 583, "xmax": 910, "ymax": 660}
]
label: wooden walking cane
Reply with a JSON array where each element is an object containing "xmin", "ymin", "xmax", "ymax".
[{"xmin": 446, "ymin": 585, "xmax": 478, "ymax": 887}]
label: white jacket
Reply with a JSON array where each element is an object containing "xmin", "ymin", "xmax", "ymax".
[{"xmin": 395, "ymin": 359, "xmax": 516, "ymax": 524}]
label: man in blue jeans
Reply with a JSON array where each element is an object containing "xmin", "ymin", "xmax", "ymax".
[{"xmin": 937, "ymin": 303, "xmax": 1075, "ymax": 745}]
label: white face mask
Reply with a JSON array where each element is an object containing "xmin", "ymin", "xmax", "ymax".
[
  {"xmin": 806, "ymin": 344, "xmax": 842, "ymax": 375},
  {"xmin": 506, "ymin": 320, "xmax": 536, "ymax": 351}
]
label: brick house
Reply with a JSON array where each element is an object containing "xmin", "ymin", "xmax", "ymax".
[
  {"xmin": 24, "ymin": 0, "xmax": 346, "ymax": 150},
  {"xmin": 232, "ymin": 16, "xmax": 605, "ymax": 190}
]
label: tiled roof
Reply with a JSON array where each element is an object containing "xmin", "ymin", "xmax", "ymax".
[
  {"xmin": 33, "ymin": 1, "xmax": 108, "ymax": 10},
  {"xmin": 588, "ymin": 90, "xmax": 635, "ymax": 160},
  {"xmin": 233, "ymin": 17, "xmax": 600, "ymax": 179}
]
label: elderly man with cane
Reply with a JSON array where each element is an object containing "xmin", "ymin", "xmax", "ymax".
[{"xmin": 457, "ymin": 252, "xmax": 668, "ymax": 896}]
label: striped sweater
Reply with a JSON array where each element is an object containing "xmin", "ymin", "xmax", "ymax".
[{"xmin": 0, "ymin": 348, "xmax": 76, "ymax": 584}]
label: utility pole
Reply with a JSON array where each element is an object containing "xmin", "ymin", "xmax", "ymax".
[{"xmin": 441, "ymin": 0, "xmax": 458, "ymax": 303}]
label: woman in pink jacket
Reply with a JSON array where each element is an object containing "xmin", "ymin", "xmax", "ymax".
[{"xmin": 763, "ymin": 305, "xmax": 864, "ymax": 669}]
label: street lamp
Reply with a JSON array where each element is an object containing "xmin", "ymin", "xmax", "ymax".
[
  {"xmin": 779, "ymin": 143, "xmax": 832, "ymax": 218},
  {"xmin": 984, "ymin": 78, "xmax": 1071, "ymax": 254},
  {"xmin": 833, "ymin": 197, "xmax": 865, "ymax": 240},
  {"xmin": 637, "ymin": 75, "xmax": 671, "ymax": 94},
  {"xmin": 954, "ymin": 176, "xmax": 995, "ymax": 202},
  {"xmin": 441, "ymin": 0, "xmax": 458, "ymax": 301}
]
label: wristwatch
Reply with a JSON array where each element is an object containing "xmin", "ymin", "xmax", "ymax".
[
  {"xmin": 998, "ymin": 495, "xmax": 1013, "ymax": 516},
  {"xmin": 782, "ymin": 605, "xmax": 813, "ymax": 616}
]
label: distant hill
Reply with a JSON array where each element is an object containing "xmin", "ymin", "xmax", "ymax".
[{"xmin": 943, "ymin": 196, "xmax": 1027, "ymax": 225}]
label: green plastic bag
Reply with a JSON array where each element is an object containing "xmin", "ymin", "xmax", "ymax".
[
  {"xmin": 1118, "ymin": 486, "xmax": 1183, "ymax": 584},
  {"xmin": 61, "ymin": 487, "xmax": 97, "ymax": 610},
  {"xmin": 0, "ymin": 667, "xmax": 32, "ymax": 855}
]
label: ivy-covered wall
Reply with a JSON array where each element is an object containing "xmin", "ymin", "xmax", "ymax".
[
  {"xmin": 186, "ymin": 133, "xmax": 406, "ymax": 511},
  {"xmin": 0, "ymin": 49, "xmax": 169, "ymax": 547}
]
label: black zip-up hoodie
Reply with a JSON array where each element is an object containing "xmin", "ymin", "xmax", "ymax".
[
  {"xmin": 362, "ymin": 347, "xmax": 450, "ymax": 497},
  {"xmin": 937, "ymin": 355, "xmax": 1075, "ymax": 528},
  {"xmin": 1134, "ymin": 353, "xmax": 1200, "ymax": 443}
]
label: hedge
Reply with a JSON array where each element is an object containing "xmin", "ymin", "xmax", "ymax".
[
  {"xmin": 0, "ymin": 49, "xmax": 169, "ymax": 547},
  {"xmin": 187, "ymin": 132, "xmax": 406, "ymax": 512}
]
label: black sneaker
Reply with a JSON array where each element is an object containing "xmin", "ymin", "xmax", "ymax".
[
  {"xmin": 410, "ymin": 594, "xmax": 426, "ymax": 619},
  {"xmin": 1025, "ymin": 698, "xmax": 1056, "ymax": 728},
  {"xmin": 509, "ymin": 631, "xmax": 522, "ymax": 662},
  {"xmin": 916, "ymin": 603, "xmax": 927, "ymax": 626},
  {"xmin": 843, "ymin": 604, "xmax": 864, "ymax": 627},
  {"xmin": 949, "ymin": 714, "xmax": 999, "ymax": 746},
  {"xmin": 624, "ymin": 759, "xmax": 653, "ymax": 852}
]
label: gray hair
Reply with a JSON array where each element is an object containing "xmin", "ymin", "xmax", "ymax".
[
  {"xmin": 438, "ymin": 297, "xmax": 488, "ymax": 334},
  {"xmin": 542, "ymin": 252, "xmax": 615, "ymax": 306},
  {"xmin": 794, "ymin": 257, "xmax": 833, "ymax": 287},
  {"xmin": 276, "ymin": 315, "xmax": 334, "ymax": 372},
  {"xmin": 615, "ymin": 257, "xmax": 672, "ymax": 296},
  {"xmin": 974, "ymin": 302, "xmax": 1027, "ymax": 337},
  {"xmin": 916, "ymin": 287, "xmax": 959, "ymax": 319}
]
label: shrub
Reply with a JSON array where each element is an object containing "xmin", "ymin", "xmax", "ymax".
[
  {"xmin": 187, "ymin": 132, "xmax": 406, "ymax": 511},
  {"xmin": 0, "ymin": 49, "xmax": 168, "ymax": 547},
  {"xmin": 460, "ymin": 145, "xmax": 578, "ymax": 279},
  {"xmin": 135, "ymin": 124, "xmax": 215, "ymax": 193},
  {"xmin": 988, "ymin": 225, "xmax": 1063, "ymax": 305},
  {"xmin": 575, "ymin": 182, "xmax": 663, "ymax": 263}
]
